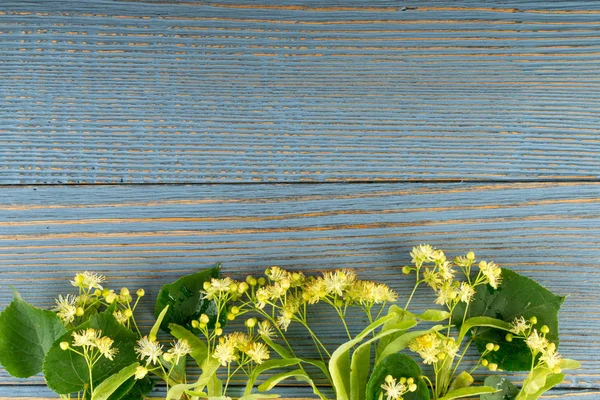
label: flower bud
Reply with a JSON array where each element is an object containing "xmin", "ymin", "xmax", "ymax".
[
  {"xmin": 400, "ymin": 377, "xmax": 407, "ymax": 384},
  {"xmin": 505, "ymin": 333, "xmax": 513, "ymax": 342},
  {"xmin": 493, "ymin": 344, "xmax": 500, "ymax": 352},
  {"xmin": 124, "ymin": 309, "xmax": 133, "ymax": 318},
  {"xmin": 227, "ymin": 312, "xmax": 235, "ymax": 321},
  {"xmin": 238, "ymin": 282, "xmax": 249, "ymax": 293},
  {"xmin": 60, "ymin": 342, "xmax": 70, "ymax": 351},
  {"xmin": 75, "ymin": 307, "xmax": 85, "ymax": 317},
  {"xmin": 215, "ymin": 322, "xmax": 221, "ymax": 328},
  {"xmin": 280, "ymin": 279, "xmax": 291, "ymax": 290},
  {"xmin": 478, "ymin": 261, "xmax": 487, "ymax": 269},
  {"xmin": 437, "ymin": 352, "xmax": 446, "ymax": 360},
  {"xmin": 540, "ymin": 325, "xmax": 550, "ymax": 334},
  {"xmin": 200, "ymin": 314, "xmax": 210, "ymax": 324},
  {"xmin": 245, "ymin": 318, "xmax": 257, "ymax": 328},
  {"xmin": 120, "ymin": 287, "xmax": 130, "ymax": 296},
  {"xmin": 529, "ymin": 316, "xmax": 537, "ymax": 325},
  {"xmin": 488, "ymin": 363, "xmax": 498, "ymax": 371},
  {"xmin": 203, "ymin": 281, "xmax": 211, "ymax": 291},
  {"xmin": 402, "ymin": 266, "xmax": 411, "ymax": 275},
  {"xmin": 94, "ymin": 289, "xmax": 102, "ymax": 296},
  {"xmin": 247, "ymin": 276, "xmax": 257, "ymax": 286},
  {"xmin": 292, "ymin": 272, "xmax": 301, "ymax": 281},
  {"xmin": 191, "ymin": 320, "xmax": 200, "ymax": 328},
  {"xmin": 486, "ymin": 343, "xmax": 495, "ymax": 351},
  {"xmin": 229, "ymin": 283, "xmax": 238, "ymax": 293},
  {"xmin": 385, "ymin": 375, "xmax": 394, "ymax": 384},
  {"xmin": 257, "ymin": 277, "xmax": 266, "ymax": 286},
  {"xmin": 284, "ymin": 310, "xmax": 293, "ymax": 319},
  {"xmin": 406, "ymin": 378, "xmax": 414, "ymax": 385},
  {"xmin": 215, "ymin": 328, "xmax": 223, "ymax": 336},
  {"xmin": 136, "ymin": 288, "xmax": 145, "ymax": 297},
  {"xmin": 481, "ymin": 359, "xmax": 488, "ymax": 367},
  {"xmin": 408, "ymin": 384, "xmax": 417, "ymax": 392},
  {"xmin": 105, "ymin": 293, "xmax": 117, "ymax": 304},
  {"xmin": 547, "ymin": 342, "xmax": 556, "ymax": 352},
  {"xmin": 231, "ymin": 306, "xmax": 240, "ymax": 315},
  {"xmin": 102, "ymin": 289, "xmax": 111, "ymax": 298},
  {"xmin": 467, "ymin": 251, "xmax": 475, "ymax": 260},
  {"xmin": 264, "ymin": 268, "xmax": 271, "ymax": 276}
]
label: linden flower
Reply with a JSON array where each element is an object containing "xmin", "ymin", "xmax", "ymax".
[
  {"xmin": 53, "ymin": 294, "xmax": 78, "ymax": 324},
  {"xmin": 135, "ymin": 336, "xmax": 164, "ymax": 365},
  {"xmin": 435, "ymin": 282, "xmax": 457, "ymax": 306},
  {"xmin": 72, "ymin": 328, "xmax": 102, "ymax": 347},
  {"xmin": 323, "ymin": 269, "xmax": 357, "ymax": 297},
  {"xmin": 410, "ymin": 244, "xmax": 435, "ymax": 266},
  {"xmin": 113, "ymin": 310, "xmax": 129, "ymax": 325},
  {"xmin": 458, "ymin": 282, "xmax": 475, "ymax": 303},
  {"xmin": 303, "ymin": 277, "xmax": 327, "ymax": 304},
  {"xmin": 276, "ymin": 314, "xmax": 292, "ymax": 331},
  {"xmin": 423, "ymin": 268, "xmax": 442, "ymax": 290},
  {"xmin": 71, "ymin": 271, "xmax": 106, "ymax": 291},
  {"xmin": 213, "ymin": 341, "xmax": 237, "ymax": 366},
  {"xmin": 203, "ymin": 277, "xmax": 234, "ymax": 300},
  {"xmin": 246, "ymin": 342, "xmax": 270, "ymax": 364},
  {"xmin": 540, "ymin": 348, "xmax": 562, "ymax": 369},
  {"xmin": 453, "ymin": 255, "xmax": 472, "ymax": 268},
  {"xmin": 258, "ymin": 320, "xmax": 274, "ymax": 338},
  {"xmin": 380, "ymin": 376, "xmax": 407, "ymax": 400},
  {"xmin": 525, "ymin": 329, "xmax": 549, "ymax": 352},
  {"xmin": 479, "ymin": 261, "xmax": 502, "ymax": 289},
  {"xmin": 438, "ymin": 261, "xmax": 455, "ymax": 281},
  {"xmin": 95, "ymin": 336, "xmax": 118, "ymax": 360},
  {"xmin": 266, "ymin": 266, "xmax": 289, "ymax": 282},
  {"xmin": 168, "ymin": 339, "xmax": 191, "ymax": 362},
  {"xmin": 510, "ymin": 316, "xmax": 531, "ymax": 335},
  {"xmin": 409, "ymin": 333, "xmax": 442, "ymax": 365}
]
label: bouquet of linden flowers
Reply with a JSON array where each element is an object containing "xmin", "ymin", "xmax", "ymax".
[{"xmin": 0, "ymin": 246, "xmax": 579, "ymax": 400}]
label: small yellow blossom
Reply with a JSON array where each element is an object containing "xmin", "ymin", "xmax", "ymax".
[
  {"xmin": 95, "ymin": 336, "xmax": 118, "ymax": 360},
  {"xmin": 246, "ymin": 342, "xmax": 270, "ymax": 364},
  {"xmin": 525, "ymin": 329, "xmax": 549, "ymax": 352},
  {"xmin": 458, "ymin": 282, "xmax": 475, "ymax": 303},
  {"xmin": 71, "ymin": 271, "xmax": 106, "ymax": 291},
  {"xmin": 258, "ymin": 320, "xmax": 274, "ymax": 338},
  {"xmin": 135, "ymin": 336, "xmax": 164, "ymax": 365},
  {"xmin": 410, "ymin": 244, "xmax": 436, "ymax": 266},
  {"xmin": 53, "ymin": 294, "xmax": 78, "ymax": 324},
  {"xmin": 510, "ymin": 316, "xmax": 531, "ymax": 335},
  {"xmin": 380, "ymin": 376, "xmax": 408, "ymax": 400},
  {"xmin": 479, "ymin": 261, "xmax": 502, "ymax": 289},
  {"xmin": 323, "ymin": 269, "xmax": 357, "ymax": 297}
]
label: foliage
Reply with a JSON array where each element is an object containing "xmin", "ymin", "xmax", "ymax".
[{"xmin": 0, "ymin": 245, "xmax": 578, "ymax": 400}]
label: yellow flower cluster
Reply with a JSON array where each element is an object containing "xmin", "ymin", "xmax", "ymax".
[
  {"xmin": 54, "ymin": 272, "xmax": 145, "ymax": 334},
  {"xmin": 61, "ymin": 328, "xmax": 118, "ymax": 361},
  {"xmin": 408, "ymin": 332, "xmax": 458, "ymax": 365},
  {"xmin": 508, "ymin": 316, "xmax": 562, "ymax": 372},
  {"xmin": 404, "ymin": 245, "xmax": 502, "ymax": 310},
  {"xmin": 212, "ymin": 331, "xmax": 270, "ymax": 366}
]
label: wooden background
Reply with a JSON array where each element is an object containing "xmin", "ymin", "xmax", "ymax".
[{"xmin": 0, "ymin": 0, "xmax": 599, "ymax": 398}]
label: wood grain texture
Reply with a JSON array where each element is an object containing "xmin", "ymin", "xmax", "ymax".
[
  {"xmin": 0, "ymin": 182, "xmax": 598, "ymax": 396},
  {"xmin": 1, "ymin": 0, "xmax": 600, "ymax": 183}
]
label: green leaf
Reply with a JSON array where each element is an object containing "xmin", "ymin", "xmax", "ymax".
[
  {"xmin": 107, "ymin": 377, "xmax": 136, "ymax": 400},
  {"xmin": 481, "ymin": 376, "xmax": 518, "ymax": 400},
  {"xmin": 376, "ymin": 325, "xmax": 444, "ymax": 364},
  {"xmin": 239, "ymin": 394, "xmax": 280, "ymax": 400},
  {"xmin": 245, "ymin": 358, "xmax": 302, "ymax": 395},
  {"xmin": 522, "ymin": 367, "xmax": 553, "ymax": 395},
  {"xmin": 92, "ymin": 362, "xmax": 140, "ymax": 400},
  {"xmin": 560, "ymin": 358, "xmax": 581, "ymax": 370},
  {"xmin": 169, "ymin": 323, "xmax": 208, "ymax": 366},
  {"xmin": 330, "ymin": 313, "xmax": 399, "ymax": 400},
  {"xmin": 437, "ymin": 386, "xmax": 497, "ymax": 400},
  {"xmin": 457, "ymin": 317, "xmax": 512, "ymax": 343},
  {"xmin": 166, "ymin": 358, "xmax": 221, "ymax": 400},
  {"xmin": 155, "ymin": 264, "xmax": 222, "ymax": 333},
  {"xmin": 366, "ymin": 353, "xmax": 429, "ymax": 400},
  {"xmin": 150, "ymin": 305, "xmax": 169, "ymax": 340},
  {"xmin": 0, "ymin": 291, "xmax": 67, "ymax": 378},
  {"xmin": 454, "ymin": 268, "xmax": 565, "ymax": 371},
  {"xmin": 257, "ymin": 369, "xmax": 311, "ymax": 392},
  {"xmin": 519, "ymin": 372, "xmax": 565, "ymax": 400},
  {"xmin": 119, "ymin": 375, "xmax": 155, "ymax": 400},
  {"xmin": 42, "ymin": 310, "xmax": 138, "ymax": 394},
  {"xmin": 350, "ymin": 341, "xmax": 371, "ymax": 400},
  {"xmin": 260, "ymin": 334, "xmax": 293, "ymax": 359}
]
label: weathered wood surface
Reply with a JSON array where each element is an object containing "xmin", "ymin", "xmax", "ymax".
[
  {"xmin": 1, "ymin": 0, "xmax": 600, "ymax": 399},
  {"xmin": 0, "ymin": 183, "xmax": 598, "ymax": 398},
  {"xmin": 1, "ymin": 0, "xmax": 600, "ymax": 183}
]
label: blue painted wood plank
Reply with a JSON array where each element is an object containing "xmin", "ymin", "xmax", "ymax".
[
  {"xmin": 0, "ymin": 182, "xmax": 597, "ymax": 396},
  {"xmin": 1, "ymin": 1, "xmax": 600, "ymax": 183}
]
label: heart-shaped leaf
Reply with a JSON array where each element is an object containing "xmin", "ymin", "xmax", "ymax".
[
  {"xmin": 367, "ymin": 353, "xmax": 429, "ymax": 400},
  {"xmin": 453, "ymin": 268, "xmax": 564, "ymax": 371},
  {"xmin": 480, "ymin": 376, "xmax": 518, "ymax": 400},
  {"xmin": 42, "ymin": 310, "xmax": 138, "ymax": 394},
  {"xmin": 155, "ymin": 264, "xmax": 223, "ymax": 333},
  {"xmin": 0, "ymin": 291, "xmax": 67, "ymax": 378}
]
